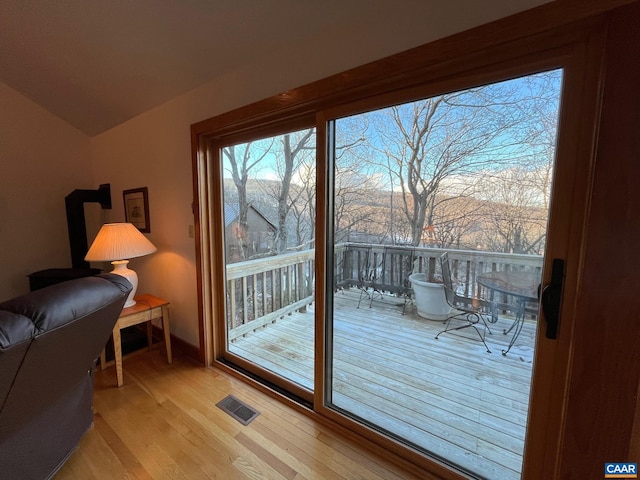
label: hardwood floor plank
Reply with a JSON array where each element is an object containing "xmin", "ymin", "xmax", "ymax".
[
  {"xmin": 234, "ymin": 431, "xmax": 301, "ymax": 480},
  {"xmin": 92, "ymin": 412, "xmax": 152, "ymax": 480},
  {"xmin": 245, "ymin": 421, "xmax": 352, "ymax": 480},
  {"xmin": 56, "ymin": 420, "xmax": 140, "ymax": 480}
]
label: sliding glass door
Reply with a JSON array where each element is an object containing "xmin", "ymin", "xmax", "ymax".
[
  {"xmin": 325, "ymin": 70, "xmax": 563, "ymax": 478},
  {"xmin": 193, "ymin": 21, "xmax": 605, "ymax": 478},
  {"xmin": 220, "ymin": 127, "xmax": 316, "ymax": 400}
]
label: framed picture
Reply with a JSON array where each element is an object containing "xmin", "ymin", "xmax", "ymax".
[{"xmin": 123, "ymin": 187, "xmax": 150, "ymax": 233}]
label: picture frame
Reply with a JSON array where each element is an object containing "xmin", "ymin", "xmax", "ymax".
[{"xmin": 123, "ymin": 187, "xmax": 150, "ymax": 233}]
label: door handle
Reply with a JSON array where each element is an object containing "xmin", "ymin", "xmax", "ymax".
[{"xmin": 540, "ymin": 258, "xmax": 564, "ymax": 340}]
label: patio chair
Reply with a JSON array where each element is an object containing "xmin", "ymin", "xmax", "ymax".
[
  {"xmin": 340, "ymin": 244, "xmax": 372, "ymax": 302},
  {"xmin": 435, "ymin": 252, "xmax": 493, "ymax": 353},
  {"xmin": 357, "ymin": 248, "xmax": 385, "ymax": 308},
  {"xmin": 382, "ymin": 246, "xmax": 416, "ymax": 314}
]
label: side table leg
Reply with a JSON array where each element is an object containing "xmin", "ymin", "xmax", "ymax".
[
  {"xmin": 112, "ymin": 324, "xmax": 124, "ymax": 387},
  {"xmin": 162, "ymin": 305, "xmax": 172, "ymax": 364},
  {"xmin": 146, "ymin": 322, "xmax": 153, "ymax": 351}
]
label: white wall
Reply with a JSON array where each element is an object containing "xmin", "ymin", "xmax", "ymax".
[{"xmin": 0, "ymin": 82, "xmax": 91, "ymax": 301}]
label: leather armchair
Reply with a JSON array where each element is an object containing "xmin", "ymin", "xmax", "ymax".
[{"xmin": 0, "ymin": 273, "xmax": 131, "ymax": 480}]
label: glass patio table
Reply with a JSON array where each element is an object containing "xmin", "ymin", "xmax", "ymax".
[{"xmin": 476, "ymin": 270, "xmax": 540, "ymax": 355}]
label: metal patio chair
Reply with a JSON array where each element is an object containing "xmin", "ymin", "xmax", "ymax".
[
  {"xmin": 340, "ymin": 244, "xmax": 371, "ymax": 303},
  {"xmin": 357, "ymin": 248, "xmax": 385, "ymax": 308},
  {"xmin": 435, "ymin": 252, "xmax": 493, "ymax": 353}
]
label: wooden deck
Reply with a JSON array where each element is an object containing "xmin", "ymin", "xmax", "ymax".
[{"xmin": 230, "ymin": 288, "xmax": 537, "ymax": 479}]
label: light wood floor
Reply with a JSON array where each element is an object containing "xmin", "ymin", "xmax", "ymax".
[
  {"xmin": 229, "ymin": 289, "xmax": 536, "ymax": 479},
  {"xmin": 55, "ymin": 349, "xmax": 426, "ymax": 480}
]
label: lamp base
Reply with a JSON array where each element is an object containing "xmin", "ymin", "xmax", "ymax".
[{"xmin": 110, "ymin": 260, "xmax": 138, "ymax": 308}]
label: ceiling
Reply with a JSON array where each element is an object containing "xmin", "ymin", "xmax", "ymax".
[{"xmin": 0, "ymin": 0, "xmax": 549, "ymax": 136}]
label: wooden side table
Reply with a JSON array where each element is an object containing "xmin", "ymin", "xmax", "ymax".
[{"xmin": 100, "ymin": 294, "xmax": 172, "ymax": 387}]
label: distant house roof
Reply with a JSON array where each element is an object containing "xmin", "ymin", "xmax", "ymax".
[
  {"xmin": 223, "ymin": 203, "xmax": 240, "ymax": 227},
  {"xmin": 224, "ymin": 203, "xmax": 277, "ymax": 231}
]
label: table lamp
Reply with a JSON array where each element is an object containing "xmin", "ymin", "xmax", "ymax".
[{"xmin": 85, "ymin": 223, "xmax": 157, "ymax": 307}]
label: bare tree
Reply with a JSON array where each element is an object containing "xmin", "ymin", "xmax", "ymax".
[
  {"xmin": 222, "ymin": 141, "xmax": 272, "ymax": 259},
  {"xmin": 333, "ymin": 118, "xmax": 389, "ymax": 243},
  {"xmin": 259, "ymin": 129, "xmax": 315, "ymax": 253},
  {"xmin": 431, "ymin": 196, "xmax": 485, "ymax": 249},
  {"xmin": 290, "ymin": 159, "xmax": 316, "ymax": 249},
  {"xmin": 336, "ymin": 70, "xmax": 562, "ymax": 257},
  {"xmin": 521, "ymin": 71, "xmax": 561, "ymax": 212},
  {"xmin": 372, "ymin": 82, "xmax": 533, "ymax": 247},
  {"xmin": 274, "ymin": 122, "xmax": 375, "ymax": 250},
  {"xmin": 474, "ymin": 71, "xmax": 561, "ymax": 253},
  {"xmin": 479, "ymin": 167, "xmax": 549, "ymax": 254}
]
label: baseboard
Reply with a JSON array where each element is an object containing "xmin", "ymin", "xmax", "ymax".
[{"xmin": 148, "ymin": 324, "xmax": 201, "ymax": 363}]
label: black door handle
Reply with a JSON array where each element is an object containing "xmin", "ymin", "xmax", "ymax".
[{"xmin": 541, "ymin": 258, "xmax": 564, "ymax": 340}]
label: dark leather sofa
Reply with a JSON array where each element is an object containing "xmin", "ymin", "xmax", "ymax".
[{"xmin": 0, "ymin": 273, "xmax": 131, "ymax": 480}]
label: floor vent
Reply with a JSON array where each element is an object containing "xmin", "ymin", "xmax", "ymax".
[{"xmin": 216, "ymin": 395, "xmax": 260, "ymax": 425}]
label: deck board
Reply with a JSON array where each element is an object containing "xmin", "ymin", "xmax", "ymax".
[{"xmin": 230, "ymin": 288, "xmax": 536, "ymax": 479}]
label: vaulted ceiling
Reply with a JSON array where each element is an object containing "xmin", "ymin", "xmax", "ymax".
[{"xmin": 0, "ymin": 0, "xmax": 549, "ymax": 136}]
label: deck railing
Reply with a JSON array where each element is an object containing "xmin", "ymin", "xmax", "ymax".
[
  {"xmin": 226, "ymin": 250, "xmax": 315, "ymax": 340},
  {"xmin": 226, "ymin": 243, "xmax": 543, "ymax": 340}
]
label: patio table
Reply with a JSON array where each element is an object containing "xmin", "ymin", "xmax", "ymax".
[{"xmin": 476, "ymin": 271, "xmax": 540, "ymax": 356}]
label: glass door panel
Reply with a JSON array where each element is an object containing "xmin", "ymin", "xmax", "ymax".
[
  {"xmin": 327, "ymin": 70, "xmax": 563, "ymax": 478},
  {"xmin": 221, "ymin": 128, "xmax": 316, "ymax": 395}
]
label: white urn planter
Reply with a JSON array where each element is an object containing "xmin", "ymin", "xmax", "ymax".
[{"xmin": 409, "ymin": 273, "xmax": 453, "ymax": 320}]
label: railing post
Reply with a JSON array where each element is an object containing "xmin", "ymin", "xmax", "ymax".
[
  {"xmin": 262, "ymin": 271, "xmax": 267, "ymax": 317},
  {"xmin": 242, "ymin": 276, "xmax": 248, "ymax": 325},
  {"xmin": 229, "ymin": 279, "xmax": 237, "ymax": 330},
  {"xmin": 253, "ymin": 274, "xmax": 258, "ymax": 320},
  {"xmin": 298, "ymin": 261, "xmax": 307, "ymax": 313}
]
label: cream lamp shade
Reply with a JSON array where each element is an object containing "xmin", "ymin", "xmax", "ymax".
[{"xmin": 85, "ymin": 223, "xmax": 157, "ymax": 307}]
